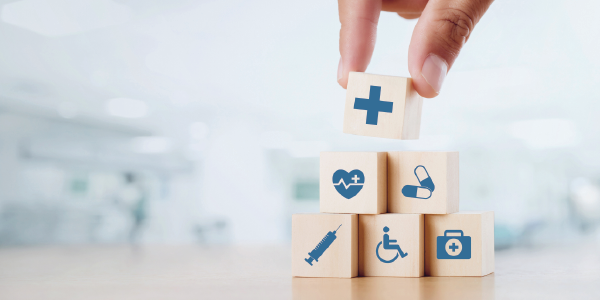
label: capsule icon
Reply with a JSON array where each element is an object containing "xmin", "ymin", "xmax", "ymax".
[
  {"xmin": 401, "ymin": 165, "xmax": 435, "ymax": 199},
  {"xmin": 414, "ymin": 165, "xmax": 434, "ymax": 192},
  {"xmin": 402, "ymin": 185, "xmax": 432, "ymax": 199}
]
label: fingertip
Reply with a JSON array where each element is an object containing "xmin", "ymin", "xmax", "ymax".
[
  {"xmin": 416, "ymin": 53, "xmax": 447, "ymax": 98},
  {"xmin": 412, "ymin": 76, "xmax": 439, "ymax": 98},
  {"xmin": 397, "ymin": 12, "xmax": 421, "ymax": 20},
  {"xmin": 337, "ymin": 56, "xmax": 348, "ymax": 89},
  {"xmin": 410, "ymin": 59, "xmax": 446, "ymax": 99},
  {"xmin": 338, "ymin": 77, "xmax": 348, "ymax": 89},
  {"xmin": 407, "ymin": 16, "xmax": 450, "ymax": 98},
  {"xmin": 408, "ymin": 54, "xmax": 442, "ymax": 98}
]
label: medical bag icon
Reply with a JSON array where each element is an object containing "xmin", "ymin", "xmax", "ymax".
[{"xmin": 436, "ymin": 230, "xmax": 471, "ymax": 259}]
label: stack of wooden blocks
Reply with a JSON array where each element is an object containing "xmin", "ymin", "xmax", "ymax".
[{"xmin": 292, "ymin": 72, "xmax": 494, "ymax": 278}]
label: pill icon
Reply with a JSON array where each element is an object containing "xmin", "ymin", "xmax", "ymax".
[
  {"xmin": 402, "ymin": 185, "xmax": 432, "ymax": 199},
  {"xmin": 414, "ymin": 165, "xmax": 434, "ymax": 192}
]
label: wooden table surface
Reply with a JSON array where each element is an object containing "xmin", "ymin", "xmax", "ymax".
[{"xmin": 0, "ymin": 243, "xmax": 599, "ymax": 300}]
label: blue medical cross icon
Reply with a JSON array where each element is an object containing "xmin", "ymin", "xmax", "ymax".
[
  {"xmin": 449, "ymin": 242, "xmax": 459, "ymax": 252},
  {"xmin": 353, "ymin": 86, "xmax": 393, "ymax": 125}
]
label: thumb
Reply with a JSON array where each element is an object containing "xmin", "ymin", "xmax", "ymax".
[{"xmin": 408, "ymin": 0, "xmax": 494, "ymax": 98}]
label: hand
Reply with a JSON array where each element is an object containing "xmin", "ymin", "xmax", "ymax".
[{"xmin": 337, "ymin": 0, "xmax": 494, "ymax": 98}]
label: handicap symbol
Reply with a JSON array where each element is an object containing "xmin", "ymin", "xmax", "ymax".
[{"xmin": 376, "ymin": 226, "xmax": 408, "ymax": 263}]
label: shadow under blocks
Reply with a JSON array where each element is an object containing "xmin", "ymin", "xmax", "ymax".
[{"xmin": 292, "ymin": 72, "xmax": 494, "ymax": 279}]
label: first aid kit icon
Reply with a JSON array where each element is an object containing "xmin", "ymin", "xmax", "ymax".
[{"xmin": 437, "ymin": 230, "xmax": 471, "ymax": 259}]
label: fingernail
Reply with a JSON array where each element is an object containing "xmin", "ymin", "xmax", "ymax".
[
  {"xmin": 337, "ymin": 56, "xmax": 344, "ymax": 81},
  {"xmin": 421, "ymin": 54, "xmax": 448, "ymax": 94}
]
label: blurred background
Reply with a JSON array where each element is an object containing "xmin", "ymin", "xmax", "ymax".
[{"xmin": 0, "ymin": 0, "xmax": 599, "ymax": 249}]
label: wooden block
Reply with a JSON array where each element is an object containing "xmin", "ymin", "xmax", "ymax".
[
  {"xmin": 359, "ymin": 213, "xmax": 424, "ymax": 277},
  {"xmin": 425, "ymin": 211, "xmax": 495, "ymax": 277},
  {"xmin": 343, "ymin": 72, "xmax": 423, "ymax": 140},
  {"xmin": 320, "ymin": 152, "xmax": 387, "ymax": 214},
  {"xmin": 292, "ymin": 213, "xmax": 358, "ymax": 278},
  {"xmin": 388, "ymin": 151, "xmax": 459, "ymax": 214}
]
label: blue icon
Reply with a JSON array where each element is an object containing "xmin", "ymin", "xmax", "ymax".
[
  {"xmin": 353, "ymin": 85, "xmax": 393, "ymax": 125},
  {"xmin": 333, "ymin": 169, "xmax": 364, "ymax": 199},
  {"xmin": 305, "ymin": 224, "xmax": 342, "ymax": 266},
  {"xmin": 437, "ymin": 230, "xmax": 471, "ymax": 259},
  {"xmin": 402, "ymin": 165, "xmax": 434, "ymax": 199},
  {"xmin": 376, "ymin": 226, "xmax": 408, "ymax": 263}
]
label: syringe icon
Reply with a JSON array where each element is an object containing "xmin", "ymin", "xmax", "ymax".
[{"xmin": 305, "ymin": 224, "xmax": 342, "ymax": 266}]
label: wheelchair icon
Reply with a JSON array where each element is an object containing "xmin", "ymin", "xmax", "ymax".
[
  {"xmin": 376, "ymin": 226, "xmax": 408, "ymax": 263},
  {"xmin": 376, "ymin": 241, "xmax": 400, "ymax": 263}
]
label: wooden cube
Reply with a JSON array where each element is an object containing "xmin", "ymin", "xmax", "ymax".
[
  {"xmin": 320, "ymin": 152, "xmax": 387, "ymax": 214},
  {"xmin": 343, "ymin": 72, "xmax": 423, "ymax": 140},
  {"xmin": 388, "ymin": 151, "xmax": 459, "ymax": 214},
  {"xmin": 359, "ymin": 214, "xmax": 424, "ymax": 277},
  {"xmin": 292, "ymin": 213, "xmax": 358, "ymax": 278},
  {"xmin": 425, "ymin": 211, "xmax": 495, "ymax": 277}
]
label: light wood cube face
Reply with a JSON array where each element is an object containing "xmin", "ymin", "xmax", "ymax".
[
  {"xmin": 292, "ymin": 214, "xmax": 358, "ymax": 278},
  {"xmin": 425, "ymin": 212, "xmax": 495, "ymax": 277},
  {"xmin": 388, "ymin": 151, "xmax": 459, "ymax": 214},
  {"xmin": 343, "ymin": 72, "xmax": 423, "ymax": 140},
  {"xmin": 359, "ymin": 214, "xmax": 424, "ymax": 277},
  {"xmin": 320, "ymin": 152, "xmax": 387, "ymax": 214}
]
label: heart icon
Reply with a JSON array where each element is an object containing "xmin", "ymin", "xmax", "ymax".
[{"xmin": 332, "ymin": 169, "xmax": 365, "ymax": 199}]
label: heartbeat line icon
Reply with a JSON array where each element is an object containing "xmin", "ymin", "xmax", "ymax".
[
  {"xmin": 333, "ymin": 179, "xmax": 364, "ymax": 190},
  {"xmin": 332, "ymin": 169, "xmax": 365, "ymax": 199}
]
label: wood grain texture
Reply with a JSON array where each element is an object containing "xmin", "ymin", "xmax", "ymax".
[
  {"xmin": 358, "ymin": 214, "xmax": 424, "ymax": 277},
  {"xmin": 3, "ymin": 244, "xmax": 600, "ymax": 299},
  {"xmin": 481, "ymin": 212, "xmax": 495, "ymax": 275},
  {"xmin": 446, "ymin": 152, "xmax": 460, "ymax": 214},
  {"xmin": 401, "ymin": 81, "xmax": 423, "ymax": 139},
  {"xmin": 320, "ymin": 152, "xmax": 387, "ymax": 214},
  {"xmin": 424, "ymin": 212, "xmax": 495, "ymax": 277},
  {"xmin": 292, "ymin": 213, "xmax": 358, "ymax": 278},
  {"xmin": 388, "ymin": 151, "xmax": 459, "ymax": 214},
  {"xmin": 343, "ymin": 72, "xmax": 423, "ymax": 140}
]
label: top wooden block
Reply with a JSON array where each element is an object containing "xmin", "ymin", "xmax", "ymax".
[{"xmin": 343, "ymin": 72, "xmax": 423, "ymax": 140}]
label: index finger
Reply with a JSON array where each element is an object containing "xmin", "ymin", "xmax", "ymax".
[{"xmin": 337, "ymin": 0, "xmax": 382, "ymax": 88}]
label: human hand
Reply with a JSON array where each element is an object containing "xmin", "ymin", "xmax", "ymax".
[{"xmin": 337, "ymin": 0, "xmax": 494, "ymax": 98}]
